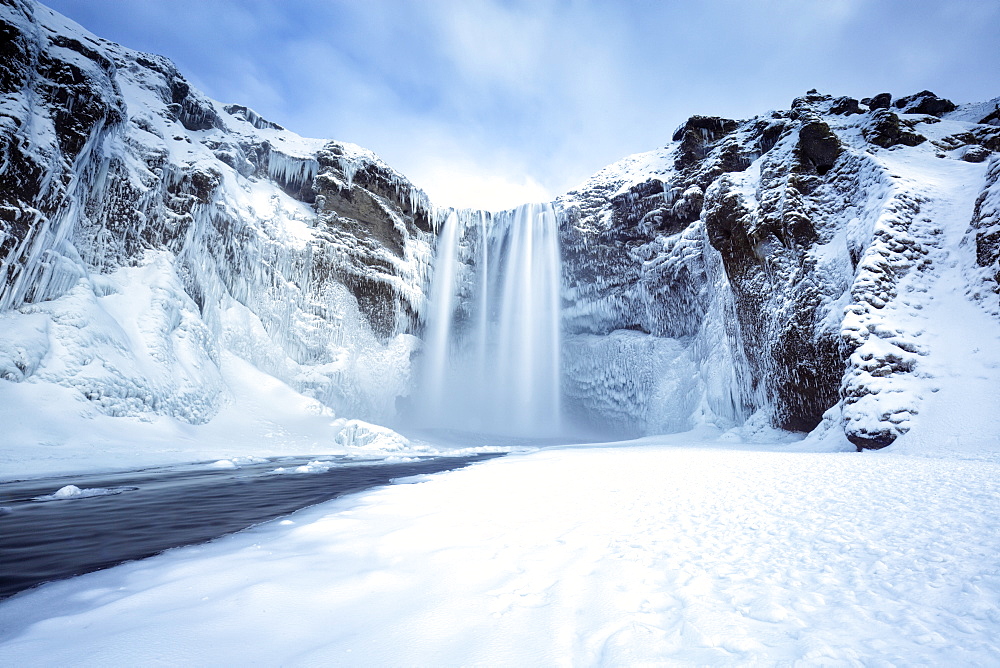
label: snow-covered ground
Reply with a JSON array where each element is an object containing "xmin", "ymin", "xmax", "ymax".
[{"xmin": 2, "ymin": 432, "xmax": 998, "ymax": 666}]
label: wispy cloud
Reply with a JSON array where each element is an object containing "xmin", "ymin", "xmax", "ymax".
[{"xmin": 44, "ymin": 0, "xmax": 1000, "ymax": 209}]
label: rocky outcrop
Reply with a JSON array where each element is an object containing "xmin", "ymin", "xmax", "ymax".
[
  {"xmin": 864, "ymin": 93, "xmax": 893, "ymax": 110},
  {"xmin": 893, "ymin": 90, "xmax": 957, "ymax": 117},
  {"xmin": 971, "ymin": 156, "xmax": 1000, "ymax": 307},
  {"xmin": 863, "ymin": 110, "xmax": 927, "ymax": 149},
  {"xmin": 311, "ymin": 145, "xmax": 434, "ymax": 337},
  {"xmin": 672, "ymin": 116, "xmax": 740, "ymax": 170},
  {"xmin": 797, "ymin": 119, "xmax": 841, "ymax": 175},
  {"xmin": 829, "ymin": 96, "xmax": 862, "ymax": 116}
]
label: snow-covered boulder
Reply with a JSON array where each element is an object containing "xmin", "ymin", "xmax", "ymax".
[{"xmin": 334, "ymin": 419, "xmax": 417, "ymax": 453}]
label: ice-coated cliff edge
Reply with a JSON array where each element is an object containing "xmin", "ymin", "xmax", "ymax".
[
  {"xmin": 0, "ymin": 0, "xmax": 443, "ymax": 464},
  {"xmin": 2, "ymin": 0, "xmax": 999, "ymax": 471},
  {"xmin": 557, "ymin": 90, "xmax": 1000, "ymax": 449}
]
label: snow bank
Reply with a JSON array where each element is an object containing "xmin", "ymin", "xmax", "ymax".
[
  {"xmin": 271, "ymin": 459, "xmax": 337, "ymax": 475},
  {"xmin": 0, "ymin": 350, "xmax": 433, "ymax": 480},
  {"xmin": 206, "ymin": 456, "xmax": 269, "ymax": 469},
  {"xmin": 334, "ymin": 419, "xmax": 435, "ymax": 455}
]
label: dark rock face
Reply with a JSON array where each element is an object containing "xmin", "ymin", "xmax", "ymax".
[
  {"xmin": 980, "ymin": 105, "xmax": 1000, "ymax": 127},
  {"xmin": 868, "ymin": 93, "xmax": 893, "ymax": 110},
  {"xmin": 975, "ymin": 126, "xmax": 1000, "ymax": 152},
  {"xmin": 830, "ymin": 97, "xmax": 862, "ymax": 115},
  {"xmin": 0, "ymin": 12, "xmax": 32, "ymax": 94},
  {"xmin": 702, "ymin": 127, "xmax": 848, "ymax": 432},
  {"xmin": 863, "ymin": 110, "xmax": 926, "ymax": 149},
  {"xmin": 798, "ymin": 120, "xmax": 841, "ymax": 174},
  {"xmin": 311, "ymin": 146, "xmax": 433, "ymax": 337},
  {"xmin": 971, "ymin": 157, "xmax": 1000, "ymax": 303},
  {"xmin": 168, "ymin": 77, "xmax": 224, "ymax": 132},
  {"xmin": 893, "ymin": 90, "xmax": 957, "ymax": 116},
  {"xmin": 688, "ymin": 104, "xmax": 850, "ymax": 432},
  {"xmin": 673, "ymin": 116, "xmax": 739, "ymax": 170}
]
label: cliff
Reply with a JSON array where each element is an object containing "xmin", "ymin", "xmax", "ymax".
[
  {"xmin": 559, "ymin": 90, "xmax": 1000, "ymax": 448},
  {"xmin": 2, "ymin": 0, "xmax": 999, "ymax": 462},
  {"xmin": 0, "ymin": 0, "xmax": 437, "ymax": 440}
]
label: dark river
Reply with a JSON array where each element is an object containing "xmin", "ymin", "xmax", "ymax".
[{"xmin": 0, "ymin": 453, "xmax": 502, "ymax": 600}]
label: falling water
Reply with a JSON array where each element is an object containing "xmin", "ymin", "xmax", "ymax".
[
  {"xmin": 416, "ymin": 203, "xmax": 563, "ymax": 436},
  {"xmin": 421, "ymin": 211, "xmax": 463, "ymax": 410}
]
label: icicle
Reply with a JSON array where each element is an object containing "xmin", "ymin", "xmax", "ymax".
[
  {"xmin": 336, "ymin": 156, "xmax": 359, "ymax": 190},
  {"xmin": 267, "ymin": 151, "xmax": 319, "ymax": 192},
  {"xmin": 0, "ymin": 117, "xmax": 111, "ymax": 310}
]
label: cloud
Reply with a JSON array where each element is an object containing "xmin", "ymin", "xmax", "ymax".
[
  {"xmin": 416, "ymin": 158, "xmax": 553, "ymax": 212},
  {"xmin": 43, "ymin": 0, "xmax": 1000, "ymax": 210}
]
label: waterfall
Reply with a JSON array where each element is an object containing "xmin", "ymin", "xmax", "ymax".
[
  {"xmin": 415, "ymin": 203, "xmax": 563, "ymax": 437},
  {"xmin": 421, "ymin": 210, "xmax": 464, "ymax": 414}
]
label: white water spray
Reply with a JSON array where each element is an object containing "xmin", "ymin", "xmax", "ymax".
[{"xmin": 416, "ymin": 203, "xmax": 563, "ymax": 436}]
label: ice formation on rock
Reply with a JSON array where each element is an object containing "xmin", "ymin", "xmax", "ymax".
[
  {"xmin": 558, "ymin": 90, "xmax": 1000, "ymax": 448},
  {"xmin": 0, "ymin": 0, "xmax": 437, "ymax": 443}
]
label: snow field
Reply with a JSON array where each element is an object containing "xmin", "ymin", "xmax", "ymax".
[{"xmin": 1, "ymin": 443, "xmax": 998, "ymax": 665}]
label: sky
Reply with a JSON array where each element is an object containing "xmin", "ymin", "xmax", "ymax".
[{"xmin": 41, "ymin": 0, "xmax": 1000, "ymax": 211}]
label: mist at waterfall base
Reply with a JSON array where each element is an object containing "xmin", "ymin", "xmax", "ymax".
[{"xmin": 404, "ymin": 203, "xmax": 569, "ymax": 441}]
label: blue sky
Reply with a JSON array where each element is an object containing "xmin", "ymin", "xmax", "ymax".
[{"xmin": 43, "ymin": 0, "xmax": 1000, "ymax": 210}]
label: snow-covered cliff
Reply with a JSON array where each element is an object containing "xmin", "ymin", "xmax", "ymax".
[
  {"xmin": 558, "ymin": 90, "xmax": 1000, "ymax": 450},
  {"xmin": 0, "ymin": 0, "xmax": 443, "ymax": 471},
  {"xmin": 2, "ymin": 0, "xmax": 999, "ymax": 471}
]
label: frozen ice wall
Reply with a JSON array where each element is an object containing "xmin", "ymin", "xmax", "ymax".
[
  {"xmin": 559, "ymin": 207, "xmax": 749, "ymax": 438},
  {"xmin": 0, "ymin": 1, "xmax": 434, "ymax": 436}
]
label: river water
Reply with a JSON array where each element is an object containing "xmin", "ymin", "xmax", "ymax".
[{"xmin": 0, "ymin": 454, "xmax": 501, "ymax": 600}]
